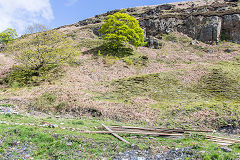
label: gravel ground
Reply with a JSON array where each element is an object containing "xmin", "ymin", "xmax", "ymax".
[
  {"xmin": 0, "ymin": 141, "xmax": 36, "ymax": 160},
  {"xmin": 113, "ymin": 147, "xmax": 198, "ymax": 160}
]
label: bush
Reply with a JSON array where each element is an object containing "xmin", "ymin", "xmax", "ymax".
[{"xmin": 3, "ymin": 64, "xmax": 61, "ymax": 87}]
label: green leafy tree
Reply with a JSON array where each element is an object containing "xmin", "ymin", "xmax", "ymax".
[
  {"xmin": 8, "ymin": 30, "xmax": 78, "ymax": 70},
  {"xmin": 0, "ymin": 28, "xmax": 17, "ymax": 44},
  {"xmin": 99, "ymin": 12, "xmax": 145, "ymax": 50}
]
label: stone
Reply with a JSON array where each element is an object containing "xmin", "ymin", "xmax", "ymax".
[
  {"xmin": 93, "ymin": 27, "xmax": 101, "ymax": 37},
  {"xmin": 190, "ymin": 41, "xmax": 199, "ymax": 45},
  {"xmin": 50, "ymin": 124, "xmax": 58, "ymax": 128},
  {"xmin": 0, "ymin": 43, "xmax": 5, "ymax": 52},
  {"xmin": 131, "ymin": 144, "xmax": 140, "ymax": 150},
  {"xmin": 57, "ymin": 0, "xmax": 240, "ymax": 45},
  {"xmin": 146, "ymin": 36, "xmax": 162, "ymax": 49},
  {"xmin": 205, "ymin": 49, "xmax": 214, "ymax": 53},
  {"xmin": 224, "ymin": 49, "xmax": 232, "ymax": 53},
  {"xmin": 220, "ymin": 146, "xmax": 233, "ymax": 152},
  {"xmin": 66, "ymin": 142, "xmax": 73, "ymax": 146}
]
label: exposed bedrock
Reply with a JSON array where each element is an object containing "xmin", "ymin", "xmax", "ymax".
[{"xmin": 59, "ymin": 1, "xmax": 240, "ymax": 44}]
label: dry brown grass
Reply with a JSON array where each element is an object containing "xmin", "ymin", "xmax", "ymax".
[{"xmin": 0, "ymin": 53, "xmax": 16, "ymax": 79}]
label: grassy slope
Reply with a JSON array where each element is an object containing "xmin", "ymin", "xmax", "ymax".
[{"xmin": 1, "ymin": 28, "xmax": 240, "ymax": 129}]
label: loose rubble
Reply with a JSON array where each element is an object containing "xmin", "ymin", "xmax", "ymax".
[{"xmin": 113, "ymin": 147, "xmax": 198, "ymax": 160}]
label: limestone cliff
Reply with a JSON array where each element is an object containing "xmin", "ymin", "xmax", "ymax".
[{"xmin": 59, "ymin": 0, "xmax": 240, "ymax": 44}]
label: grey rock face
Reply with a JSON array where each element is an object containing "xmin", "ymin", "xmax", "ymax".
[
  {"xmin": 141, "ymin": 18, "xmax": 182, "ymax": 37},
  {"xmin": 138, "ymin": 2, "xmax": 240, "ymax": 44},
  {"xmin": 222, "ymin": 14, "xmax": 240, "ymax": 43},
  {"xmin": 198, "ymin": 16, "xmax": 222, "ymax": 43},
  {"xmin": 61, "ymin": 1, "xmax": 240, "ymax": 45},
  {"xmin": 140, "ymin": 13, "xmax": 240, "ymax": 44}
]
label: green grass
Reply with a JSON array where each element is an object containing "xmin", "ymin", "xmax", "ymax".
[
  {"xmin": 93, "ymin": 65, "xmax": 240, "ymax": 129},
  {"xmin": 0, "ymin": 113, "xmax": 239, "ymax": 159},
  {"xmin": 1, "ymin": 64, "xmax": 63, "ymax": 88},
  {"xmin": 196, "ymin": 67, "xmax": 240, "ymax": 100},
  {"xmin": 94, "ymin": 70, "xmax": 203, "ymax": 106},
  {"xmin": 76, "ymin": 38, "xmax": 104, "ymax": 49}
]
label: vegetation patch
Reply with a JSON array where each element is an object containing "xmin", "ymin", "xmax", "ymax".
[
  {"xmin": 94, "ymin": 68, "xmax": 240, "ymax": 129},
  {"xmin": 2, "ymin": 64, "xmax": 62, "ymax": 87},
  {"xmin": 32, "ymin": 92, "xmax": 62, "ymax": 113},
  {"xmin": 196, "ymin": 68, "xmax": 240, "ymax": 100},
  {"xmin": 162, "ymin": 33, "xmax": 177, "ymax": 41},
  {"xmin": 76, "ymin": 38, "xmax": 104, "ymax": 49},
  {"xmin": 153, "ymin": 100, "xmax": 240, "ymax": 129},
  {"xmin": 96, "ymin": 71, "xmax": 193, "ymax": 103}
]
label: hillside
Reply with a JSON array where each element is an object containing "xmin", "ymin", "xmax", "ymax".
[{"xmin": 0, "ymin": 0, "xmax": 240, "ymax": 159}]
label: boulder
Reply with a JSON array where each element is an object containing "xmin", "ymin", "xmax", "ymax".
[
  {"xmin": 0, "ymin": 43, "xmax": 4, "ymax": 52},
  {"xmin": 146, "ymin": 36, "xmax": 162, "ymax": 49},
  {"xmin": 93, "ymin": 27, "xmax": 101, "ymax": 37}
]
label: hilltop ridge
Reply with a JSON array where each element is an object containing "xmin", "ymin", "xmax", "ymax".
[{"xmin": 58, "ymin": 0, "xmax": 240, "ymax": 45}]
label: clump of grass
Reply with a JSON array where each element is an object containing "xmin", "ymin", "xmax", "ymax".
[
  {"xmin": 0, "ymin": 104, "xmax": 15, "ymax": 107},
  {"xmin": 155, "ymin": 100, "xmax": 240, "ymax": 129},
  {"xmin": 76, "ymin": 38, "xmax": 103, "ymax": 49},
  {"xmin": 197, "ymin": 68, "xmax": 240, "ymax": 100},
  {"xmin": 2, "ymin": 64, "xmax": 62, "ymax": 87},
  {"xmin": 178, "ymin": 36, "xmax": 191, "ymax": 43},
  {"xmin": 162, "ymin": 32, "xmax": 192, "ymax": 44},
  {"xmin": 162, "ymin": 33, "xmax": 177, "ymax": 41},
  {"xmin": 97, "ymin": 71, "xmax": 192, "ymax": 103},
  {"xmin": 102, "ymin": 55, "xmax": 119, "ymax": 66},
  {"xmin": 32, "ymin": 92, "xmax": 57, "ymax": 112}
]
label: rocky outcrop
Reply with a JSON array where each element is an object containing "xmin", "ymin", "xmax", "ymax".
[
  {"xmin": 222, "ymin": 14, "xmax": 240, "ymax": 43},
  {"xmin": 58, "ymin": 0, "xmax": 240, "ymax": 44},
  {"xmin": 139, "ymin": 1, "xmax": 240, "ymax": 44}
]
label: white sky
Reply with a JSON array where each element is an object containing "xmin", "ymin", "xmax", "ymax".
[{"xmin": 0, "ymin": 0, "xmax": 54, "ymax": 34}]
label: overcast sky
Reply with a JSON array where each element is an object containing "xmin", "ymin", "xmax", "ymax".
[{"xmin": 0, "ymin": 0, "xmax": 192, "ymax": 34}]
